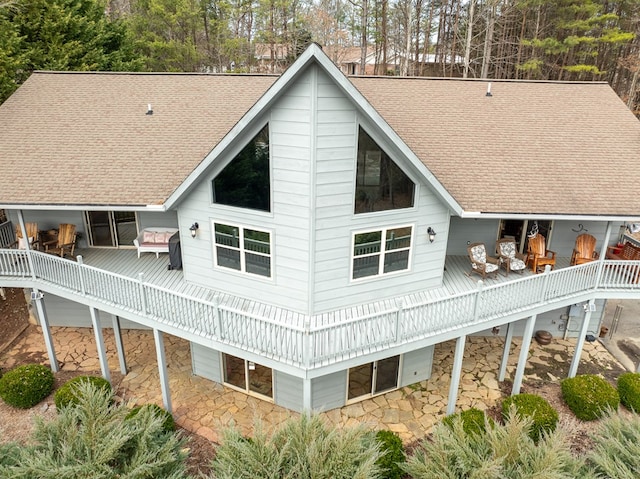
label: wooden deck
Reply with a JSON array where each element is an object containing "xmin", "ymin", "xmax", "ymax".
[{"xmin": 75, "ymin": 247, "xmax": 571, "ymax": 307}]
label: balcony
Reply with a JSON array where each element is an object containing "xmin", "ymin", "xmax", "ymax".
[{"xmin": 2, "ymin": 238, "xmax": 640, "ymax": 377}]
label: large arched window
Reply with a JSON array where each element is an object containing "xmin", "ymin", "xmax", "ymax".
[
  {"xmin": 355, "ymin": 127, "xmax": 415, "ymax": 214},
  {"xmin": 213, "ymin": 124, "xmax": 270, "ymax": 212}
]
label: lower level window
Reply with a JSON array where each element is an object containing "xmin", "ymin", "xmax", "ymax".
[
  {"xmin": 214, "ymin": 222, "xmax": 271, "ymax": 278},
  {"xmin": 222, "ymin": 353, "xmax": 273, "ymax": 398},
  {"xmin": 348, "ymin": 356, "xmax": 400, "ymax": 401},
  {"xmin": 352, "ymin": 226, "xmax": 412, "ymax": 280}
]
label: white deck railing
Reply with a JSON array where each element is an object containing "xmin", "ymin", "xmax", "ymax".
[{"xmin": 1, "ymin": 247, "xmax": 640, "ymax": 370}]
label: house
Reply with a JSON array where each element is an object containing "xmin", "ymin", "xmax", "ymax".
[{"xmin": 1, "ymin": 43, "xmax": 640, "ymax": 415}]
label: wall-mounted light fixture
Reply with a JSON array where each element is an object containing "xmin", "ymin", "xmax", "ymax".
[
  {"xmin": 427, "ymin": 227, "xmax": 436, "ymax": 243},
  {"xmin": 189, "ymin": 222, "xmax": 199, "ymax": 238}
]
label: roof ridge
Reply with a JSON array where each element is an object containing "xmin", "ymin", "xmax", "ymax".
[{"xmin": 348, "ymin": 75, "xmax": 609, "ymax": 85}]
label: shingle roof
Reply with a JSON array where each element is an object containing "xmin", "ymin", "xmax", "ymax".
[
  {"xmin": 1, "ymin": 64, "xmax": 639, "ymax": 217},
  {"xmin": 351, "ymin": 77, "xmax": 640, "ymax": 216},
  {"xmin": 0, "ymin": 72, "xmax": 276, "ymax": 206}
]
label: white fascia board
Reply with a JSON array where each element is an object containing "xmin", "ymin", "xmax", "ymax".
[
  {"xmin": 309, "ymin": 51, "xmax": 465, "ymax": 216},
  {"xmin": 459, "ymin": 211, "xmax": 640, "ymax": 222},
  {"xmin": 0, "ymin": 203, "xmax": 166, "ymax": 212},
  {"xmin": 164, "ymin": 45, "xmax": 322, "ymax": 210}
]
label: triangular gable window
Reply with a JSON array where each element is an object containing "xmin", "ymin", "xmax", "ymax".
[
  {"xmin": 213, "ymin": 124, "xmax": 270, "ymax": 212},
  {"xmin": 355, "ymin": 127, "xmax": 415, "ymax": 214}
]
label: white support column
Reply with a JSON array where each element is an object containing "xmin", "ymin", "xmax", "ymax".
[
  {"xmin": 568, "ymin": 300, "xmax": 594, "ymax": 378},
  {"xmin": 153, "ymin": 328, "xmax": 172, "ymax": 413},
  {"xmin": 498, "ymin": 322, "xmax": 514, "ymax": 382},
  {"xmin": 302, "ymin": 378, "xmax": 312, "ymax": 411},
  {"xmin": 446, "ymin": 335, "xmax": 466, "ymax": 415},
  {"xmin": 89, "ymin": 307, "xmax": 110, "ymax": 383},
  {"xmin": 112, "ymin": 315, "xmax": 128, "ymax": 374},
  {"xmin": 512, "ymin": 314, "xmax": 537, "ymax": 395},
  {"xmin": 32, "ymin": 289, "xmax": 58, "ymax": 373}
]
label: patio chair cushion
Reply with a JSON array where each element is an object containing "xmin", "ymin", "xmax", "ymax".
[
  {"xmin": 472, "ymin": 261, "xmax": 499, "ymax": 273},
  {"xmin": 509, "ymin": 258, "xmax": 526, "ymax": 271}
]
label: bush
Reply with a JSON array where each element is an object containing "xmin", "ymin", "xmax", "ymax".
[
  {"xmin": 54, "ymin": 375, "xmax": 111, "ymax": 409},
  {"xmin": 402, "ymin": 410, "xmax": 584, "ymax": 479},
  {"xmin": 209, "ymin": 413, "xmax": 382, "ymax": 479},
  {"xmin": 583, "ymin": 410, "xmax": 640, "ymax": 477},
  {"xmin": 442, "ymin": 407, "xmax": 492, "ymax": 436},
  {"xmin": 0, "ymin": 381, "xmax": 188, "ymax": 478},
  {"xmin": 501, "ymin": 393, "xmax": 558, "ymax": 442},
  {"xmin": 618, "ymin": 372, "xmax": 640, "ymax": 412},
  {"xmin": 0, "ymin": 364, "xmax": 54, "ymax": 409},
  {"xmin": 375, "ymin": 429, "xmax": 405, "ymax": 479},
  {"xmin": 561, "ymin": 374, "xmax": 619, "ymax": 421},
  {"xmin": 127, "ymin": 403, "xmax": 176, "ymax": 432}
]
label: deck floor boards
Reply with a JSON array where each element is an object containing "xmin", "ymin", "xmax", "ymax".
[{"xmin": 74, "ymin": 247, "xmax": 571, "ymax": 318}]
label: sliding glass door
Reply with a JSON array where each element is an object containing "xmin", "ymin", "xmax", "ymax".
[{"xmin": 85, "ymin": 211, "xmax": 137, "ymax": 248}]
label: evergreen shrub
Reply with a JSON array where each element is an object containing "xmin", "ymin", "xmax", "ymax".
[
  {"xmin": 561, "ymin": 374, "xmax": 619, "ymax": 421},
  {"xmin": 584, "ymin": 411, "xmax": 640, "ymax": 477},
  {"xmin": 0, "ymin": 364, "xmax": 54, "ymax": 409},
  {"xmin": 501, "ymin": 393, "xmax": 558, "ymax": 442},
  {"xmin": 375, "ymin": 429, "xmax": 405, "ymax": 479},
  {"xmin": 54, "ymin": 375, "xmax": 111, "ymax": 409},
  {"xmin": 617, "ymin": 372, "xmax": 640, "ymax": 412},
  {"xmin": 442, "ymin": 407, "xmax": 492, "ymax": 436},
  {"xmin": 126, "ymin": 403, "xmax": 176, "ymax": 432}
]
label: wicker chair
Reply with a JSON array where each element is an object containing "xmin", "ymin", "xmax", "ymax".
[
  {"xmin": 43, "ymin": 223, "xmax": 77, "ymax": 258},
  {"xmin": 526, "ymin": 234, "xmax": 556, "ymax": 273},
  {"xmin": 467, "ymin": 243, "xmax": 500, "ymax": 279},
  {"xmin": 570, "ymin": 233, "xmax": 599, "ymax": 265},
  {"xmin": 496, "ymin": 238, "xmax": 527, "ymax": 275}
]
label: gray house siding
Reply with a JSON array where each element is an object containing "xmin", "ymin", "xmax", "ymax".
[
  {"xmin": 190, "ymin": 342, "xmax": 222, "ymax": 383},
  {"xmin": 400, "ymin": 346, "xmax": 435, "ymax": 387},
  {"xmin": 311, "ymin": 370, "xmax": 348, "ymax": 411},
  {"xmin": 137, "ymin": 211, "xmax": 178, "ymax": 231},
  {"xmin": 273, "ymin": 371, "xmax": 304, "ymax": 411}
]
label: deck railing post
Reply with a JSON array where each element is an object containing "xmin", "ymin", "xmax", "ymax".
[
  {"xmin": 76, "ymin": 255, "xmax": 86, "ymax": 295},
  {"xmin": 472, "ymin": 280, "xmax": 484, "ymax": 320},
  {"xmin": 540, "ymin": 265, "xmax": 552, "ymax": 301},
  {"xmin": 303, "ymin": 318, "xmax": 311, "ymax": 368},
  {"xmin": 394, "ymin": 299, "xmax": 404, "ymax": 341},
  {"xmin": 213, "ymin": 295, "xmax": 222, "ymax": 338},
  {"xmin": 138, "ymin": 272, "xmax": 147, "ymax": 315}
]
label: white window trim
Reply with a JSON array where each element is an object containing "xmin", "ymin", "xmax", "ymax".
[
  {"xmin": 212, "ymin": 220, "xmax": 273, "ymax": 279},
  {"xmin": 350, "ymin": 224, "xmax": 414, "ymax": 281}
]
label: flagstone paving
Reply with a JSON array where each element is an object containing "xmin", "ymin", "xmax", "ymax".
[{"xmin": 0, "ymin": 325, "xmax": 624, "ymax": 444}]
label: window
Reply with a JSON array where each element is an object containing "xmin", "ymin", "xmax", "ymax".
[
  {"xmin": 214, "ymin": 222, "xmax": 272, "ymax": 278},
  {"xmin": 213, "ymin": 124, "xmax": 270, "ymax": 212},
  {"xmin": 352, "ymin": 226, "xmax": 412, "ymax": 280},
  {"xmin": 355, "ymin": 127, "xmax": 415, "ymax": 214},
  {"xmin": 223, "ymin": 353, "xmax": 273, "ymax": 399},
  {"xmin": 347, "ymin": 356, "xmax": 400, "ymax": 401}
]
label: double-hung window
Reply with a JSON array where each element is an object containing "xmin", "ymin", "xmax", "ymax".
[
  {"xmin": 214, "ymin": 222, "xmax": 272, "ymax": 278},
  {"xmin": 352, "ymin": 225, "xmax": 413, "ymax": 280}
]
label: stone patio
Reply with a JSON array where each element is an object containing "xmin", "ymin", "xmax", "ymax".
[{"xmin": 0, "ymin": 325, "xmax": 624, "ymax": 444}]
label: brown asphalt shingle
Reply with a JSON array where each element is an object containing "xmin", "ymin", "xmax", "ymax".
[
  {"xmin": 0, "ymin": 72, "xmax": 276, "ymax": 206},
  {"xmin": 1, "ymin": 68, "xmax": 639, "ymax": 216}
]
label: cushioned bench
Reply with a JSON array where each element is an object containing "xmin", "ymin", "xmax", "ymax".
[{"xmin": 133, "ymin": 227, "xmax": 178, "ymax": 258}]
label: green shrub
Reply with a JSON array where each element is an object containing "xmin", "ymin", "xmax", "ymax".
[
  {"xmin": 583, "ymin": 410, "xmax": 640, "ymax": 478},
  {"xmin": 209, "ymin": 413, "xmax": 382, "ymax": 479},
  {"xmin": 561, "ymin": 374, "xmax": 619, "ymax": 421},
  {"xmin": 442, "ymin": 407, "xmax": 492, "ymax": 436},
  {"xmin": 375, "ymin": 429, "xmax": 405, "ymax": 479},
  {"xmin": 0, "ymin": 364, "xmax": 54, "ymax": 409},
  {"xmin": 54, "ymin": 375, "xmax": 111, "ymax": 409},
  {"xmin": 127, "ymin": 403, "xmax": 176, "ymax": 432},
  {"xmin": 402, "ymin": 410, "xmax": 584, "ymax": 479},
  {"xmin": 0, "ymin": 381, "xmax": 188, "ymax": 478},
  {"xmin": 618, "ymin": 372, "xmax": 640, "ymax": 412},
  {"xmin": 501, "ymin": 393, "xmax": 558, "ymax": 442}
]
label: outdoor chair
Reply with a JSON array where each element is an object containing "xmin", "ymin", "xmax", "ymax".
[
  {"xmin": 467, "ymin": 242, "xmax": 500, "ymax": 279},
  {"xmin": 43, "ymin": 223, "xmax": 77, "ymax": 258},
  {"xmin": 10, "ymin": 222, "xmax": 39, "ymax": 250},
  {"xmin": 496, "ymin": 238, "xmax": 527, "ymax": 275},
  {"xmin": 526, "ymin": 234, "xmax": 556, "ymax": 273},
  {"xmin": 570, "ymin": 233, "xmax": 599, "ymax": 265}
]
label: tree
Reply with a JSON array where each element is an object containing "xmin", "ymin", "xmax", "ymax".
[{"xmin": 0, "ymin": 0, "xmax": 143, "ymax": 104}]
